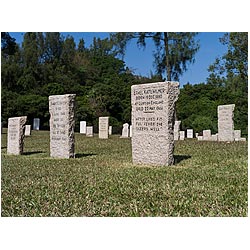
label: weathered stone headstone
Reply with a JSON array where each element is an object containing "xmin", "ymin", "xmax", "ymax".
[
  {"xmin": 99, "ymin": 117, "xmax": 109, "ymax": 139},
  {"xmin": 211, "ymin": 134, "xmax": 218, "ymax": 141},
  {"xmin": 25, "ymin": 125, "xmax": 31, "ymax": 136},
  {"xmin": 234, "ymin": 130, "xmax": 241, "ymax": 141},
  {"xmin": 49, "ymin": 94, "xmax": 76, "ymax": 158},
  {"xmin": 80, "ymin": 121, "xmax": 86, "ymax": 134},
  {"xmin": 197, "ymin": 136, "xmax": 203, "ymax": 141},
  {"xmin": 120, "ymin": 123, "xmax": 129, "ymax": 138},
  {"xmin": 186, "ymin": 129, "xmax": 193, "ymax": 139},
  {"xmin": 179, "ymin": 131, "xmax": 185, "ymax": 140},
  {"xmin": 7, "ymin": 116, "xmax": 27, "ymax": 155},
  {"xmin": 109, "ymin": 126, "xmax": 112, "ymax": 135},
  {"xmin": 218, "ymin": 104, "xmax": 235, "ymax": 142},
  {"xmin": 174, "ymin": 121, "xmax": 181, "ymax": 140},
  {"xmin": 203, "ymin": 130, "xmax": 211, "ymax": 141},
  {"xmin": 195, "ymin": 133, "xmax": 199, "ymax": 138},
  {"xmin": 86, "ymin": 126, "xmax": 93, "ymax": 137},
  {"xmin": 129, "ymin": 125, "xmax": 132, "ymax": 137},
  {"xmin": 33, "ymin": 118, "xmax": 40, "ymax": 130},
  {"xmin": 131, "ymin": 81, "xmax": 179, "ymax": 166}
]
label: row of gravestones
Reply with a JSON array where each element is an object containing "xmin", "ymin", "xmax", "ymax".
[
  {"xmin": 174, "ymin": 104, "xmax": 246, "ymax": 142},
  {"xmin": 4, "ymin": 81, "xmax": 246, "ymax": 166}
]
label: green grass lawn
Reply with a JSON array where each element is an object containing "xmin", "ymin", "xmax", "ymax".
[{"xmin": 1, "ymin": 129, "xmax": 248, "ymax": 217}]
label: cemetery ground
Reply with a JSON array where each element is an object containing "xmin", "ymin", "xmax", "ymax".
[{"xmin": 1, "ymin": 129, "xmax": 247, "ymax": 217}]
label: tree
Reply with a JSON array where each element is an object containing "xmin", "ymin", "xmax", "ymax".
[{"xmin": 110, "ymin": 32, "xmax": 200, "ymax": 81}]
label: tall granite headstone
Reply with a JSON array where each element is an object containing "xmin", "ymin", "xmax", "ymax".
[
  {"xmin": 120, "ymin": 123, "xmax": 129, "ymax": 138},
  {"xmin": 203, "ymin": 129, "xmax": 211, "ymax": 141},
  {"xmin": 49, "ymin": 94, "xmax": 76, "ymax": 158},
  {"xmin": 80, "ymin": 121, "xmax": 86, "ymax": 134},
  {"xmin": 99, "ymin": 117, "xmax": 109, "ymax": 139},
  {"xmin": 218, "ymin": 104, "xmax": 235, "ymax": 142},
  {"xmin": 7, "ymin": 116, "xmax": 27, "ymax": 155},
  {"xmin": 131, "ymin": 81, "xmax": 179, "ymax": 166},
  {"xmin": 33, "ymin": 118, "xmax": 40, "ymax": 130},
  {"xmin": 174, "ymin": 121, "xmax": 181, "ymax": 140},
  {"xmin": 25, "ymin": 125, "xmax": 31, "ymax": 136}
]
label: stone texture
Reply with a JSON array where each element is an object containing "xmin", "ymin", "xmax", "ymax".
[
  {"xmin": 234, "ymin": 130, "xmax": 241, "ymax": 141},
  {"xmin": 80, "ymin": 121, "xmax": 86, "ymax": 134},
  {"xmin": 49, "ymin": 94, "xmax": 76, "ymax": 158},
  {"xmin": 109, "ymin": 126, "xmax": 112, "ymax": 135},
  {"xmin": 86, "ymin": 126, "xmax": 93, "ymax": 137},
  {"xmin": 33, "ymin": 118, "xmax": 40, "ymax": 130},
  {"xmin": 120, "ymin": 123, "xmax": 129, "ymax": 138},
  {"xmin": 25, "ymin": 125, "xmax": 31, "ymax": 136},
  {"xmin": 197, "ymin": 136, "xmax": 203, "ymax": 141},
  {"xmin": 131, "ymin": 81, "xmax": 179, "ymax": 166},
  {"xmin": 203, "ymin": 130, "xmax": 211, "ymax": 141},
  {"xmin": 99, "ymin": 117, "xmax": 109, "ymax": 139},
  {"xmin": 7, "ymin": 116, "xmax": 27, "ymax": 155},
  {"xmin": 174, "ymin": 121, "xmax": 181, "ymax": 140},
  {"xmin": 179, "ymin": 131, "xmax": 185, "ymax": 140},
  {"xmin": 186, "ymin": 129, "xmax": 193, "ymax": 139},
  {"xmin": 218, "ymin": 104, "xmax": 235, "ymax": 142}
]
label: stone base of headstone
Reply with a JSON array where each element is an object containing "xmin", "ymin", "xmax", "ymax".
[{"xmin": 7, "ymin": 116, "xmax": 27, "ymax": 155}]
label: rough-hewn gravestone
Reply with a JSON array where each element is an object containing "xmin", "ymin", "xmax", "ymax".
[
  {"xmin": 186, "ymin": 129, "xmax": 193, "ymax": 139},
  {"xmin": 218, "ymin": 104, "xmax": 235, "ymax": 142},
  {"xmin": 109, "ymin": 126, "xmax": 112, "ymax": 135},
  {"xmin": 131, "ymin": 81, "xmax": 179, "ymax": 166},
  {"xmin": 33, "ymin": 118, "xmax": 40, "ymax": 130},
  {"xmin": 7, "ymin": 116, "xmax": 27, "ymax": 155},
  {"xmin": 99, "ymin": 117, "xmax": 109, "ymax": 139},
  {"xmin": 234, "ymin": 130, "xmax": 241, "ymax": 141},
  {"xmin": 174, "ymin": 121, "xmax": 181, "ymax": 140},
  {"xmin": 86, "ymin": 126, "xmax": 93, "ymax": 137},
  {"xmin": 25, "ymin": 125, "xmax": 31, "ymax": 136},
  {"xmin": 80, "ymin": 121, "xmax": 86, "ymax": 134},
  {"xmin": 179, "ymin": 131, "xmax": 185, "ymax": 140},
  {"xmin": 120, "ymin": 123, "xmax": 129, "ymax": 138},
  {"xmin": 49, "ymin": 94, "xmax": 76, "ymax": 158},
  {"xmin": 203, "ymin": 130, "xmax": 211, "ymax": 141}
]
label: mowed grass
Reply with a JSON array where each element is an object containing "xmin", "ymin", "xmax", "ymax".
[{"xmin": 1, "ymin": 129, "xmax": 248, "ymax": 217}]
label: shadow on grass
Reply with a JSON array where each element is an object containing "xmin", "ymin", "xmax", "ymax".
[
  {"xmin": 174, "ymin": 155, "xmax": 191, "ymax": 164},
  {"xmin": 75, "ymin": 153, "xmax": 97, "ymax": 158},
  {"xmin": 23, "ymin": 151, "xmax": 45, "ymax": 156},
  {"xmin": 1, "ymin": 146, "xmax": 7, "ymax": 149}
]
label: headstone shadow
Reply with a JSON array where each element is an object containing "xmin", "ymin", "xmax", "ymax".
[
  {"xmin": 174, "ymin": 155, "xmax": 191, "ymax": 164},
  {"xmin": 23, "ymin": 151, "xmax": 45, "ymax": 156},
  {"xmin": 75, "ymin": 153, "xmax": 97, "ymax": 158}
]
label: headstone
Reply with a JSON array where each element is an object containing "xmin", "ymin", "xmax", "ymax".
[
  {"xmin": 239, "ymin": 138, "xmax": 246, "ymax": 141},
  {"xmin": 120, "ymin": 123, "xmax": 129, "ymax": 138},
  {"xmin": 195, "ymin": 133, "xmax": 199, "ymax": 138},
  {"xmin": 99, "ymin": 117, "xmax": 109, "ymax": 139},
  {"xmin": 109, "ymin": 126, "xmax": 112, "ymax": 135},
  {"xmin": 131, "ymin": 81, "xmax": 179, "ymax": 166},
  {"xmin": 7, "ymin": 116, "xmax": 27, "ymax": 155},
  {"xmin": 203, "ymin": 130, "xmax": 211, "ymax": 141},
  {"xmin": 129, "ymin": 125, "xmax": 132, "ymax": 137},
  {"xmin": 218, "ymin": 104, "xmax": 235, "ymax": 142},
  {"xmin": 86, "ymin": 126, "xmax": 93, "ymax": 137},
  {"xmin": 197, "ymin": 136, "xmax": 203, "ymax": 141},
  {"xmin": 25, "ymin": 125, "xmax": 31, "ymax": 136},
  {"xmin": 33, "ymin": 118, "xmax": 40, "ymax": 130},
  {"xmin": 211, "ymin": 134, "xmax": 218, "ymax": 141},
  {"xmin": 186, "ymin": 129, "xmax": 193, "ymax": 139},
  {"xmin": 49, "ymin": 94, "xmax": 76, "ymax": 158},
  {"xmin": 179, "ymin": 131, "xmax": 185, "ymax": 140},
  {"xmin": 80, "ymin": 121, "xmax": 86, "ymax": 134},
  {"xmin": 174, "ymin": 121, "xmax": 181, "ymax": 140},
  {"xmin": 234, "ymin": 130, "xmax": 241, "ymax": 141}
]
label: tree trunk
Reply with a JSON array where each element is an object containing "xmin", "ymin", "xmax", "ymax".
[{"xmin": 164, "ymin": 32, "xmax": 171, "ymax": 81}]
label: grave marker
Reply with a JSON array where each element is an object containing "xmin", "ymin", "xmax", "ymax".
[
  {"xmin": 86, "ymin": 126, "xmax": 93, "ymax": 137},
  {"xmin": 25, "ymin": 125, "xmax": 31, "ymax": 136},
  {"xmin": 99, "ymin": 117, "xmax": 109, "ymax": 139},
  {"xmin": 187, "ymin": 129, "xmax": 193, "ymax": 139},
  {"xmin": 120, "ymin": 123, "xmax": 129, "ymax": 138},
  {"xmin": 33, "ymin": 118, "xmax": 40, "ymax": 130},
  {"xmin": 131, "ymin": 81, "xmax": 179, "ymax": 166},
  {"xmin": 174, "ymin": 121, "xmax": 181, "ymax": 140},
  {"xmin": 80, "ymin": 121, "xmax": 86, "ymax": 134}
]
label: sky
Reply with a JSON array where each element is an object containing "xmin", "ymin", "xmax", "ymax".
[{"xmin": 9, "ymin": 32, "xmax": 227, "ymax": 87}]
